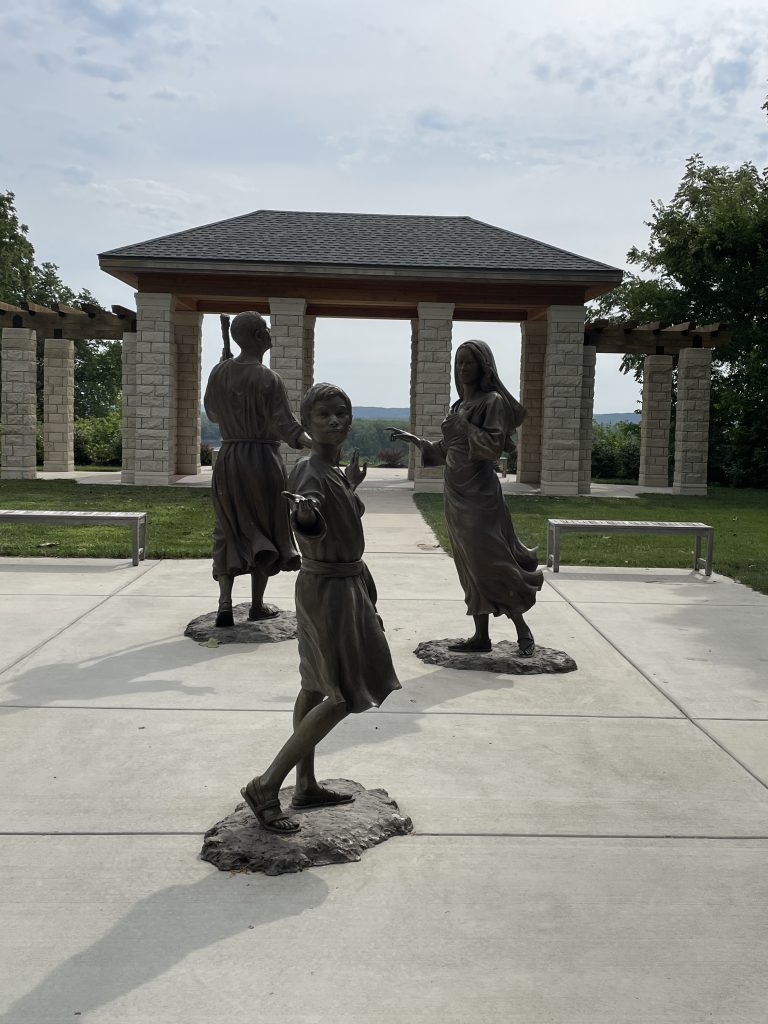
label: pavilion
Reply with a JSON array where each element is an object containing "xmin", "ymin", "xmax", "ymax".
[{"xmin": 0, "ymin": 210, "xmax": 726, "ymax": 494}]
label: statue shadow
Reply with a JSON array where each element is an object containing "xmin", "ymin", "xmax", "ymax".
[
  {"xmin": 0, "ymin": 635, "xmax": 256, "ymax": 712},
  {"xmin": 0, "ymin": 867, "xmax": 328, "ymax": 1022}
]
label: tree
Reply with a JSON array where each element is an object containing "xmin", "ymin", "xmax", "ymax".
[
  {"xmin": 590, "ymin": 145, "xmax": 768, "ymax": 487},
  {"xmin": 1, "ymin": 190, "xmax": 122, "ymax": 420},
  {"xmin": 0, "ymin": 190, "xmax": 36, "ymax": 303}
]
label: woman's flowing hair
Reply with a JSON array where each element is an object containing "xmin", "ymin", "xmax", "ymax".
[{"xmin": 452, "ymin": 340, "xmax": 526, "ymax": 453}]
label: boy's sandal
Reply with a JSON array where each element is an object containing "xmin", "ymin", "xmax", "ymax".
[
  {"xmin": 291, "ymin": 788, "xmax": 355, "ymax": 810},
  {"xmin": 241, "ymin": 779, "xmax": 300, "ymax": 833},
  {"xmin": 517, "ymin": 634, "xmax": 535, "ymax": 658}
]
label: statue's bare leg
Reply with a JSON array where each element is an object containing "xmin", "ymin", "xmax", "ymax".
[
  {"xmin": 241, "ymin": 695, "xmax": 350, "ymax": 832},
  {"xmin": 248, "ymin": 567, "xmax": 279, "ymax": 620},
  {"xmin": 291, "ymin": 690, "xmax": 355, "ymax": 809},
  {"xmin": 448, "ymin": 613, "xmax": 492, "ymax": 653},
  {"xmin": 512, "ymin": 611, "xmax": 535, "ymax": 657},
  {"xmin": 215, "ymin": 574, "xmax": 234, "ymax": 628}
]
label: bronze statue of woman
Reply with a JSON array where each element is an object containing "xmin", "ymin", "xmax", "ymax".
[{"xmin": 393, "ymin": 340, "xmax": 543, "ymax": 655}]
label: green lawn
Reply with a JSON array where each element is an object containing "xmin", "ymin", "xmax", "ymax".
[
  {"xmin": 0, "ymin": 480, "xmax": 214, "ymax": 559},
  {"xmin": 1, "ymin": 480, "xmax": 767, "ymax": 596},
  {"xmin": 415, "ymin": 488, "xmax": 768, "ymax": 596}
]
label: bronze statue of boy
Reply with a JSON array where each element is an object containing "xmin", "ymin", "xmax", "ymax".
[{"xmin": 240, "ymin": 382, "xmax": 401, "ymax": 832}]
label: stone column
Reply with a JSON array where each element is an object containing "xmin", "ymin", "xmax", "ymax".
[
  {"xmin": 121, "ymin": 332, "xmax": 137, "ymax": 484},
  {"xmin": 540, "ymin": 305, "xmax": 586, "ymax": 495},
  {"xmin": 269, "ymin": 297, "xmax": 307, "ymax": 470},
  {"xmin": 407, "ymin": 317, "xmax": 419, "ymax": 481},
  {"xmin": 517, "ymin": 318, "xmax": 547, "ymax": 484},
  {"xmin": 302, "ymin": 314, "xmax": 316, "ymax": 394},
  {"xmin": 43, "ymin": 337, "xmax": 75, "ymax": 472},
  {"xmin": 1, "ymin": 328, "xmax": 37, "ymax": 480},
  {"xmin": 174, "ymin": 312, "xmax": 203, "ymax": 476},
  {"xmin": 413, "ymin": 302, "xmax": 454, "ymax": 491},
  {"xmin": 0, "ymin": 329, "xmax": 37, "ymax": 481},
  {"xmin": 578, "ymin": 344, "xmax": 596, "ymax": 494},
  {"xmin": 133, "ymin": 292, "xmax": 176, "ymax": 486},
  {"xmin": 639, "ymin": 354, "xmax": 673, "ymax": 488},
  {"xmin": 673, "ymin": 347, "xmax": 712, "ymax": 495}
]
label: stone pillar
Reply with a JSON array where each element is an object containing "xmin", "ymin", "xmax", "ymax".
[
  {"xmin": 269, "ymin": 298, "xmax": 308, "ymax": 470},
  {"xmin": 517, "ymin": 318, "xmax": 547, "ymax": 484},
  {"xmin": 121, "ymin": 332, "xmax": 137, "ymax": 484},
  {"xmin": 540, "ymin": 305, "xmax": 586, "ymax": 496},
  {"xmin": 413, "ymin": 302, "xmax": 454, "ymax": 491},
  {"xmin": 133, "ymin": 292, "xmax": 176, "ymax": 486},
  {"xmin": 578, "ymin": 344, "xmax": 596, "ymax": 494},
  {"xmin": 302, "ymin": 314, "xmax": 316, "ymax": 393},
  {"xmin": 639, "ymin": 354, "xmax": 673, "ymax": 488},
  {"xmin": 673, "ymin": 347, "xmax": 712, "ymax": 495},
  {"xmin": 174, "ymin": 312, "xmax": 203, "ymax": 476},
  {"xmin": 43, "ymin": 337, "xmax": 75, "ymax": 472},
  {"xmin": 408, "ymin": 317, "xmax": 418, "ymax": 481},
  {"xmin": 1, "ymin": 328, "xmax": 37, "ymax": 480}
]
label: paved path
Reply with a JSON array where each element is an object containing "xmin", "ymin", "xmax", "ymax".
[{"xmin": 1, "ymin": 481, "xmax": 767, "ymax": 1022}]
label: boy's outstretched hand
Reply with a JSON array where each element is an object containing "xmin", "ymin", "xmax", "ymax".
[
  {"xmin": 345, "ymin": 448, "xmax": 368, "ymax": 489},
  {"xmin": 282, "ymin": 491, "xmax": 320, "ymax": 527}
]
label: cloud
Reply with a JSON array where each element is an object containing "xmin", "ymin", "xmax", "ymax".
[
  {"xmin": 151, "ymin": 87, "xmax": 198, "ymax": 103},
  {"xmin": 712, "ymin": 58, "xmax": 753, "ymax": 95},
  {"xmin": 108, "ymin": 90, "xmax": 129, "ymax": 101},
  {"xmin": 73, "ymin": 58, "xmax": 133, "ymax": 82}
]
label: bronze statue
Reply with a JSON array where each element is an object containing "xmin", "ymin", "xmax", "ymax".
[
  {"xmin": 392, "ymin": 340, "xmax": 543, "ymax": 655},
  {"xmin": 240, "ymin": 382, "xmax": 401, "ymax": 833},
  {"xmin": 203, "ymin": 312, "xmax": 311, "ymax": 627}
]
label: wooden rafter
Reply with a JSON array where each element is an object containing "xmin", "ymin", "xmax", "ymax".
[
  {"xmin": 585, "ymin": 320, "xmax": 729, "ymax": 354},
  {"xmin": 0, "ymin": 301, "xmax": 135, "ymax": 340}
]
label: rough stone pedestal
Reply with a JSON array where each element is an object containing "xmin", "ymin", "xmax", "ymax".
[
  {"xmin": 414, "ymin": 638, "xmax": 577, "ymax": 674},
  {"xmin": 184, "ymin": 603, "xmax": 297, "ymax": 643},
  {"xmin": 201, "ymin": 780, "xmax": 413, "ymax": 875}
]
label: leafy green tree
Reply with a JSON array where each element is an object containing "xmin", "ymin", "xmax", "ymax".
[
  {"xmin": 590, "ymin": 138, "xmax": 768, "ymax": 487},
  {"xmin": 1, "ymin": 190, "xmax": 121, "ymax": 420}
]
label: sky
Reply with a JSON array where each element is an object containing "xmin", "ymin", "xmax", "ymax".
[{"xmin": 3, "ymin": 0, "xmax": 767, "ymax": 412}]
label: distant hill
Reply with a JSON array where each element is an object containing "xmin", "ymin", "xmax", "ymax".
[
  {"xmin": 594, "ymin": 412, "xmax": 640, "ymax": 425},
  {"xmin": 354, "ymin": 406, "xmax": 410, "ymax": 420}
]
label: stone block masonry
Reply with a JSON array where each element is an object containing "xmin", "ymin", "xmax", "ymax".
[
  {"xmin": 540, "ymin": 305, "xmax": 586, "ymax": 496},
  {"xmin": 133, "ymin": 292, "xmax": 176, "ymax": 485},
  {"xmin": 413, "ymin": 302, "xmax": 454, "ymax": 488},
  {"xmin": 43, "ymin": 337, "xmax": 75, "ymax": 472},
  {"xmin": 673, "ymin": 347, "xmax": 712, "ymax": 495},
  {"xmin": 174, "ymin": 312, "xmax": 203, "ymax": 476},
  {"xmin": 518, "ymin": 319, "xmax": 547, "ymax": 484},
  {"xmin": 578, "ymin": 344, "xmax": 596, "ymax": 494},
  {"xmin": 270, "ymin": 298, "xmax": 311, "ymax": 470},
  {"xmin": 121, "ymin": 333, "xmax": 137, "ymax": 484},
  {"xmin": 1, "ymin": 328, "xmax": 37, "ymax": 480},
  {"xmin": 639, "ymin": 354, "xmax": 673, "ymax": 488}
]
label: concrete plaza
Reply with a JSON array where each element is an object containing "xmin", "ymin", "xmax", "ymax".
[{"xmin": 1, "ymin": 477, "xmax": 768, "ymax": 1022}]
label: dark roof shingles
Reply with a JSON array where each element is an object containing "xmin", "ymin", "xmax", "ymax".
[{"xmin": 100, "ymin": 210, "xmax": 619, "ymax": 274}]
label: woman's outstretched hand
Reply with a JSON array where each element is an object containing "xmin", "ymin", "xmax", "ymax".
[
  {"xmin": 345, "ymin": 448, "xmax": 368, "ymax": 489},
  {"xmin": 282, "ymin": 491, "xmax": 320, "ymax": 527},
  {"xmin": 390, "ymin": 428, "xmax": 424, "ymax": 450}
]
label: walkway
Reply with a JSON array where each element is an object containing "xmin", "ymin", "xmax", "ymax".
[{"xmin": 1, "ymin": 481, "xmax": 767, "ymax": 1022}]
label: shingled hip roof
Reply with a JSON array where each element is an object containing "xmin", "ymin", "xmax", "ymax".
[{"xmin": 99, "ymin": 210, "xmax": 620, "ymax": 276}]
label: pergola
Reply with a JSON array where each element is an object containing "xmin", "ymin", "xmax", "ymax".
[{"xmin": 0, "ymin": 211, "xmax": 728, "ymax": 494}]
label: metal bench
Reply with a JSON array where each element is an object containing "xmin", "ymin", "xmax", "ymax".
[
  {"xmin": 546, "ymin": 519, "xmax": 714, "ymax": 575},
  {"xmin": 0, "ymin": 509, "xmax": 148, "ymax": 566}
]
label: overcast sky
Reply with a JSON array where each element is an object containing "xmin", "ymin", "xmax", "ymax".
[{"xmin": 3, "ymin": 0, "xmax": 767, "ymax": 412}]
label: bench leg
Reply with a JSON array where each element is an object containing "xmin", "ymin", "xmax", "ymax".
[
  {"xmin": 694, "ymin": 534, "xmax": 702, "ymax": 572},
  {"xmin": 139, "ymin": 518, "xmax": 147, "ymax": 562},
  {"xmin": 132, "ymin": 523, "xmax": 140, "ymax": 566},
  {"xmin": 552, "ymin": 527, "xmax": 560, "ymax": 573},
  {"xmin": 546, "ymin": 523, "xmax": 553, "ymax": 569},
  {"xmin": 705, "ymin": 531, "xmax": 713, "ymax": 576}
]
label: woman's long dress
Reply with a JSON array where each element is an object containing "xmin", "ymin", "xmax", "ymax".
[
  {"xmin": 288, "ymin": 455, "xmax": 401, "ymax": 714},
  {"xmin": 204, "ymin": 359, "xmax": 305, "ymax": 580},
  {"xmin": 423, "ymin": 391, "xmax": 543, "ymax": 618}
]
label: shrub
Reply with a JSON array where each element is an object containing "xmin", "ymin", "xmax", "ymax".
[
  {"xmin": 74, "ymin": 410, "xmax": 122, "ymax": 465},
  {"xmin": 200, "ymin": 444, "xmax": 213, "ymax": 466},
  {"xmin": 377, "ymin": 446, "xmax": 405, "ymax": 468},
  {"xmin": 591, "ymin": 421, "xmax": 641, "ymax": 481}
]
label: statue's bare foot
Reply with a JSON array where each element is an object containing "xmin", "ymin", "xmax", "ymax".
[
  {"xmin": 448, "ymin": 637, "xmax": 492, "ymax": 653},
  {"xmin": 241, "ymin": 778, "xmax": 299, "ymax": 833},
  {"xmin": 215, "ymin": 605, "xmax": 234, "ymax": 628},
  {"xmin": 516, "ymin": 632, "xmax": 535, "ymax": 657},
  {"xmin": 248, "ymin": 603, "xmax": 280, "ymax": 621},
  {"xmin": 291, "ymin": 785, "xmax": 355, "ymax": 810}
]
